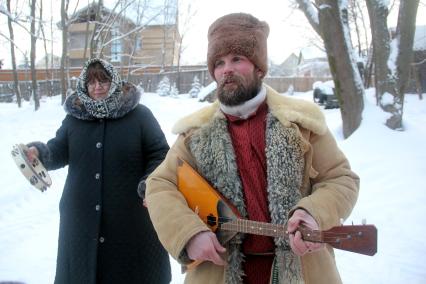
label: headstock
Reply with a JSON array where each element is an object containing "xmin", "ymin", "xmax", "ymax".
[{"xmin": 299, "ymin": 224, "xmax": 377, "ymax": 256}]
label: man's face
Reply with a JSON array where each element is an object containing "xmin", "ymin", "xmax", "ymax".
[{"xmin": 214, "ymin": 54, "xmax": 263, "ymax": 106}]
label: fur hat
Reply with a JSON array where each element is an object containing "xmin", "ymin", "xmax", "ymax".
[{"xmin": 207, "ymin": 13, "xmax": 269, "ymax": 80}]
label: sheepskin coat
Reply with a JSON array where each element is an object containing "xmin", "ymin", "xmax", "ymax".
[
  {"xmin": 146, "ymin": 85, "xmax": 359, "ymax": 284},
  {"xmin": 29, "ymin": 59, "xmax": 171, "ymax": 284}
]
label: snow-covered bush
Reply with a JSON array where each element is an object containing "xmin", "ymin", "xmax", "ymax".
[
  {"xmin": 156, "ymin": 77, "xmax": 171, "ymax": 97},
  {"xmin": 188, "ymin": 76, "xmax": 202, "ymax": 98},
  {"xmin": 170, "ymin": 83, "xmax": 179, "ymax": 98},
  {"xmin": 156, "ymin": 77, "xmax": 180, "ymax": 97}
]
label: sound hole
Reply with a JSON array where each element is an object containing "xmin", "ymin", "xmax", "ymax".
[
  {"xmin": 20, "ymin": 164, "xmax": 26, "ymax": 169},
  {"xmin": 207, "ymin": 214, "xmax": 217, "ymax": 226}
]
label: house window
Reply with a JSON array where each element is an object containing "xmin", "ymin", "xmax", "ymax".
[{"xmin": 111, "ymin": 25, "xmax": 122, "ymax": 62}]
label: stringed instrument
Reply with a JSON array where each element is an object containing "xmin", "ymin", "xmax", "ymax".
[{"xmin": 177, "ymin": 157, "xmax": 377, "ymax": 257}]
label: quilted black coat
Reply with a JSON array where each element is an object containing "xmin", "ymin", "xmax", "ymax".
[{"xmin": 29, "ymin": 59, "xmax": 171, "ymax": 284}]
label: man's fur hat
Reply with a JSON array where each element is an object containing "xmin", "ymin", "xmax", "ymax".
[{"xmin": 207, "ymin": 13, "xmax": 269, "ymax": 80}]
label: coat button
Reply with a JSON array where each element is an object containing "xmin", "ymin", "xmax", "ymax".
[
  {"xmin": 95, "ymin": 204, "xmax": 101, "ymax": 211},
  {"xmin": 96, "ymin": 142, "xmax": 102, "ymax": 148},
  {"xmin": 95, "ymin": 173, "xmax": 100, "ymax": 179},
  {"xmin": 99, "ymin": 237, "xmax": 105, "ymax": 243}
]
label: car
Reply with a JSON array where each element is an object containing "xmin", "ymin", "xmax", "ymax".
[
  {"xmin": 0, "ymin": 93, "xmax": 14, "ymax": 103},
  {"xmin": 312, "ymin": 80, "xmax": 339, "ymax": 109}
]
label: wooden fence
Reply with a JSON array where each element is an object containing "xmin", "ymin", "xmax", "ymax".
[{"xmin": 0, "ymin": 67, "xmax": 333, "ymax": 97}]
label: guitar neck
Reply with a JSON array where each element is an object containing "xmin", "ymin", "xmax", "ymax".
[
  {"xmin": 220, "ymin": 219, "xmax": 377, "ymax": 256},
  {"xmin": 221, "ymin": 219, "xmax": 287, "ymax": 238},
  {"xmin": 220, "ymin": 219, "xmax": 322, "ymax": 242}
]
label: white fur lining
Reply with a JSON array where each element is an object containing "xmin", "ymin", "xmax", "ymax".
[{"xmin": 171, "ymin": 84, "xmax": 327, "ymax": 135}]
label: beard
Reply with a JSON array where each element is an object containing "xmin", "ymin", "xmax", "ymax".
[{"xmin": 217, "ymin": 70, "xmax": 262, "ymax": 106}]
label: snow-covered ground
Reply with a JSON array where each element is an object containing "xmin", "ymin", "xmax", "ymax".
[{"xmin": 0, "ymin": 89, "xmax": 425, "ymax": 283}]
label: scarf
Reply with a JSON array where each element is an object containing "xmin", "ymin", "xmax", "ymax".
[{"xmin": 64, "ymin": 58, "xmax": 141, "ymax": 120}]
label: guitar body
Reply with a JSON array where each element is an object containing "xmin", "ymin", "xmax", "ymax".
[{"xmin": 177, "ymin": 157, "xmax": 239, "ymax": 244}]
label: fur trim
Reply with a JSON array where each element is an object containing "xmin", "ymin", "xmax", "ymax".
[
  {"xmin": 172, "ymin": 84, "xmax": 327, "ymax": 135},
  {"xmin": 188, "ymin": 113, "xmax": 305, "ymax": 283},
  {"xmin": 64, "ymin": 81, "xmax": 141, "ymax": 120},
  {"xmin": 266, "ymin": 85, "xmax": 326, "ymax": 135}
]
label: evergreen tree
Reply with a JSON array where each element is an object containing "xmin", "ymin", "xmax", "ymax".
[
  {"xmin": 188, "ymin": 76, "xmax": 202, "ymax": 98},
  {"xmin": 156, "ymin": 76, "xmax": 171, "ymax": 96},
  {"xmin": 170, "ymin": 82, "xmax": 179, "ymax": 98}
]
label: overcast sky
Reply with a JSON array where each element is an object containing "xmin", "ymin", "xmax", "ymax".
[{"xmin": 0, "ymin": 0, "xmax": 425, "ymax": 68}]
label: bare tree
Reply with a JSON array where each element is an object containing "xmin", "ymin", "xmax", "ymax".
[
  {"xmin": 6, "ymin": 0, "xmax": 22, "ymax": 107},
  {"xmin": 30, "ymin": 0, "xmax": 40, "ymax": 110},
  {"xmin": 366, "ymin": 0, "xmax": 420, "ymax": 130},
  {"xmin": 296, "ymin": 0, "xmax": 364, "ymax": 138},
  {"xmin": 38, "ymin": 0, "xmax": 53, "ymax": 97},
  {"xmin": 175, "ymin": 0, "xmax": 197, "ymax": 91},
  {"xmin": 60, "ymin": 0, "xmax": 70, "ymax": 104}
]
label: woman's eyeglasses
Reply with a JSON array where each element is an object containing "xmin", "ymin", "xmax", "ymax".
[{"xmin": 87, "ymin": 80, "xmax": 111, "ymax": 89}]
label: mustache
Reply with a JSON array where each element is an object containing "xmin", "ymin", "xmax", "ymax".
[{"xmin": 218, "ymin": 74, "xmax": 243, "ymax": 88}]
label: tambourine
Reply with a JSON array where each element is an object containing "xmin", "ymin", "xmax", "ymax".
[{"xmin": 11, "ymin": 144, "xmax": 52, "ymax": 192}]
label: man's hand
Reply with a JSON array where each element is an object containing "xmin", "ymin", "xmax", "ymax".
[
  {"xmin": 287, "ymin": 209, "xmax": 324, "ymax": 256},
  {"xmin": 186, "ymin": 231, "xmax": 226, "ymax": 266}
]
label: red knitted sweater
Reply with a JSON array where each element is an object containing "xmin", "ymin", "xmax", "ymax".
[{"xmin": 224, "ymin": 102, "xmax": 274, "ymax": 284}]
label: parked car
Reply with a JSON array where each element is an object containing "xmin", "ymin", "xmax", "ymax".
[
  {"xmin": 0, "ymin": 93, "xmax": 14, "ymax": 103},
  {"xmin": 312, "ymin": 80, "xmax": 339, "ymax": 109}
]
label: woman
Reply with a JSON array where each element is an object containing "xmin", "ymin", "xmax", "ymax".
[{"xmin": 26, "ymin": 58, "xmax": 171, "ymax": 283}]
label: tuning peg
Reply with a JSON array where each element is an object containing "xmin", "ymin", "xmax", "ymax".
[{"xmin": 362, "ymin": 218, "xmax": 367, "ymax": 225}]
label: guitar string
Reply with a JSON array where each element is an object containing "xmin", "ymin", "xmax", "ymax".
[{"xmin": 206, "ymin": 217, "xmax": 366, "ymax": 240}]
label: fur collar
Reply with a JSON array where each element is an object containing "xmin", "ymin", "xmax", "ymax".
[
  {"xmin": 172, "ymin": 84, "xmax": 327, "ymax": 135},
  {"xmin": 64, "ymin": 82, "xmax": 141, "ymax": 120}
]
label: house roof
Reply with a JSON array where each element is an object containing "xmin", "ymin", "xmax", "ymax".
[
  {"xmin": 68, "ymin": 1, "xmax": 178, "ymax": 27},
  {"xmin": 69, "ymin": 3, "xmax": 135, "ymax": 25}
]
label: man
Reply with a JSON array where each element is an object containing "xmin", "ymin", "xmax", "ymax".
[{"xmin": 146, "ymin": 13, "xmax": 359, "ymax": 284}]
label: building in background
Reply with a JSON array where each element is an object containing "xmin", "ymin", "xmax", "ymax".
[{"xmin": 65, "ymin": 1, "xmax": 180, "ymax": 68}]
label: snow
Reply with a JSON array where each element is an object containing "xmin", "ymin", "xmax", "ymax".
[
  {"xmin": 388, "ymin": 36, "xmax": 399, "ymax": 78},
  {"xmin": 313, "ymin": 80, "xmax": 334, "ymax": 95},
  {"xmin": 197, "ymin": 81, "xmax": 217, "ymax": 101},
  {"xmin": 1, "ymin": 89, "xmax": 426, "ymax": 283}
]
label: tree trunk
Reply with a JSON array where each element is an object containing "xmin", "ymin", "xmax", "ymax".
[
  {"xmin": 317, "ymin": 1, "xmax": 364, "ymax": 138},
  {"xmin": 30, "ymin": 0, "xmax": 40, "ymax": 110},
  {"xmin": 394, "ymin": 1, "xmax": 419, "ymax": 100},
  {"xmin": 39, "ymin": 0, "xmax": 52, "ymax": 97},
  {"xmin": 6, "ymin": 0, "xmax": 22, "ymax": 107},
  {"xmin": 367, "ymin": 0, "xmax": 419, "ymax": 130},
  {"xmin": 297, "ymin": 0, "xmax": 364, "ymax": 138},
  {"xmin": 60, "ymin": 0, "xmax": 69, "ymax": 104}
]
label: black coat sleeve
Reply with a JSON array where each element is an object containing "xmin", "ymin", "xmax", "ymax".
[
  {"xmin": 138, "ymin": 106, "xmax": 169, "ymax": 198},
  {"xmin": 27, "ymin": 117, "xmax": 69, "ymax": 171}
]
